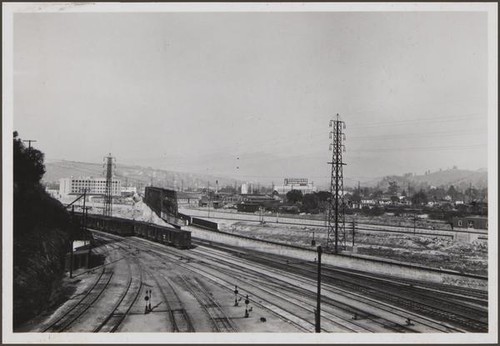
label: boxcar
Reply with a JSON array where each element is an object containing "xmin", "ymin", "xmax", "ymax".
[{"xmin": 76, "ymin": 213, "xmax": 191, "ymax": 249}]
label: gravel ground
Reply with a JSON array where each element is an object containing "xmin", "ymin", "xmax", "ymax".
[{"xmin": 218, "ymin": 220, "xmax": 488, "ymax": 276}]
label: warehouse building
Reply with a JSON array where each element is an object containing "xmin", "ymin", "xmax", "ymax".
[
  {"xmin": 59, "ymin": 177, "xmax": 122, "ymax": 196},
  {"xmin": 272, "ymin": 178, "xmax": 317, "ymax": 195}
]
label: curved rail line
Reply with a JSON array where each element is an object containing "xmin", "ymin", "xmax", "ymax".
[
  {"xmin": 193, "ymin": 240, "xmax": 486, "ymax": 332},
  {"xmin": 43, "ymin": 268, "xmax": 113, "ymax": 332},
  {"xmin": 142, "ymin": 265, "xmax": 195, "ymax": 333},
  {"xmin": 175, "ymin": 275, "xmax": 237, "ymax": 332}
]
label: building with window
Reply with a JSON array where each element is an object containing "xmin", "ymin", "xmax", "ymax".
[
  {"xmin": 59, "ymin": 177, "xmax": 122, "ymax": 196},
  {"xmin": 272, "ymin": 178, "xmax": 317, "ymax": 195},
  {"xmin": 452, "ymin": 216, "xmax": 488, "ymax": 230}
]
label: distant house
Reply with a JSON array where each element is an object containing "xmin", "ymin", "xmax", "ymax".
[
  {"xmin": 452, "ymin": 216, "xmax": 488, "ymax": 230},
  {"xmin": 378, "ymin": 197, "xmax": 392, "ymax": 205},
  {"xmin": 361, "ymin": 199, "xmax": 376, "ymax": 206}
]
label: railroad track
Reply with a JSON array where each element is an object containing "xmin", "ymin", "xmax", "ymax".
[
  {"xmin": 175, "ymin": 275, "xmax": 237, "ymax": 332},
  {"xmin": 91, "ymin": 232, "xmax": 488, "ymax": 331},
  {"xmin": 189, "ymin": 247, "xmax": 432, "ymax": 333},
  {"xmin": 122, "ymin": 236, "xmax": 313, "ymax": 332},
  {"xmin": 142, "ymin": 266, "xmax": 195, "ymax": 332},
  {"xmin": 193, "ymin": 239, "xmax": 488, "ymax": 332},
  {"xmin": 181, "ymin": 209, "xmax": 487, "ymax": 237},
  {"xmin": 121, "ymin": 234, "xmax": 418, "ymax": 333},
  {"xmin": 126, "ymin": 237, "xmax": 379, "ymax": 332},
  {"xmin": 99, "ymin": 238, "xmax": 195, "ymax": 333},
  {"xmin": 43, "ymin": 268, "xmax": 113, "ymax": 332},
  {"xmin": 93, "ymin": 257, "xmax": 143, "ymax": 333},
  {"xmin": 261, "ymin": 252, "xmax": 488, "ymax": 332}
]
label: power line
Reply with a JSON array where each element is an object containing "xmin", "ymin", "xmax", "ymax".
[
  {"xmin": 348, "ymin": 143, "xmax": 487, "ymax": 153},
  {"xmin": 349, "ymin": 130, "xmax": 485, "ymax": 141}
]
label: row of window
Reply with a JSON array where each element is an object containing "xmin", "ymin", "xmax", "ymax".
[{"xmin": 456, "ymin": 220, "xmax": 488, "ymax": 229}]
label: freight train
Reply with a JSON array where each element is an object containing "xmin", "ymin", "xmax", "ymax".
[{"xmin": 79, "ymin": 213, "xmax": 191, "ymax": 249}]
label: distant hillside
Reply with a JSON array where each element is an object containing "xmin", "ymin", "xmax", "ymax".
[
  {"xmin": 369, "ymin": 168, "xmax": 487, "ymax": 192},
  {"xmin": 43, "ymin": 160, "xmax": 242, "ymax": 191}
]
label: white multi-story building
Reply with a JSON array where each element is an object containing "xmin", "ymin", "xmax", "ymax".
[
  {"xmin": 59, "ymin": 177, "xmax": 122, "ymax": 196},
  {"xmin": 273, "ymin": 178, "xmax": 317, "ymax": 195}
]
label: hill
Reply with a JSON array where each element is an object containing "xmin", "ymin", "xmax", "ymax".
[
  {"xmin": 370, "ymin": 168, "xmax": 487, "ymax": 192},
  {"xmin": 43, "ymin": 160, "xmax": 242, "ymax": 191}
]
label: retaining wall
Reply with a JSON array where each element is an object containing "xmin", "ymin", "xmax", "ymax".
[{"xmin": 186, "ymin": 226, "xmax": 487, "ymax": 290}]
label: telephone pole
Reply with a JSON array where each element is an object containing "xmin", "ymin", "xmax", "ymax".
[
  {"xmin": 103, "ymin": 154, "xmax": 115, "ymax": 217},
  {"xmin": 327, "ymin": 114, "xmax": 347, "ymax": 253},
  {"xmin": 23, "ymin": 139, "xmax": 37, "ymax": 150},
  {"xmin": 315, "ymin": 245, "xmax": 322, "ymax": 333}
]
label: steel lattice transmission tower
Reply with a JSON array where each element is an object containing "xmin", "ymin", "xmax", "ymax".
[
  {"xmin": 103, "ymin": 153, "xmax": 115, "ymax": 217},
  {"xmin": 327, "ymin": 114, "xmax": 347, "ymax": 253}
]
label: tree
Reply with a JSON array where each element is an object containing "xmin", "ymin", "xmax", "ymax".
[
  {"xmin": 286, "ymin": 190, "xmax": 303, "ymax": 204},
  {"xmin": 388, "ymin": 181, "xmax": 399, "ymax": 195},
  {"xmin": 315, "ymin": 191, "xmax": 331, "ymax": 203},
  {"xmin": 411, "ymin": 190, "xmax": 428, "ymax": 206},
  {"xmin": 351, "ymin": 190, "xmax": 362, "ymax": 204},
  {"xmin": 370, "ymin": 189, "xmax": 383, "ymax": 199},
  {"xmin": 302, "ymin": 193, "xmax": 319, "ymax": 213},
  {"xmin": 14, "ymin": 134, "xmax": 45, "ymax": 188},
  {"xmin": 447, "ymin": 185, "xmax": 458, "ymax": 201}
]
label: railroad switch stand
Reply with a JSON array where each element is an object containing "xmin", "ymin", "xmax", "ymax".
[
  {"xmin": 144, "ymin": 295, "xmax": 150, "ymax": 314},
  {"xmin": 234, "ymin": 286, "xmax": 239, "ymax": 306},
  {"xmin": 244, "ymin": 295, "xmax": 250, "ymax": 318},
  {"xmin": 144, "ymin": 289, "xmax": 153, "ymax": 314}
]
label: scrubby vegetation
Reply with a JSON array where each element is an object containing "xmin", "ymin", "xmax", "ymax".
[{"xmin": 13, "ymin": 132, "xmax": 79, "ymax": 327}]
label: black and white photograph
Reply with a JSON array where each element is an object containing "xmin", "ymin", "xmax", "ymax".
[{"xmin": 2, "ymin": 2, "xmax": 498, "ymax": 344}]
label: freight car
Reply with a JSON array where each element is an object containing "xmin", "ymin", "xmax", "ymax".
[
  {"xmin": 76, "ymin": 213, "xmax": 191, "ymax": 249},
  {"xmin": 84, "ymin": 214, "xmax": 135, "ymax": 236},
  {"xmin": 134, "ymin": 222, "xmax": 191, "ymax": 249}
]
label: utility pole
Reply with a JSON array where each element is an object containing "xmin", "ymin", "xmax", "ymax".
[
  {"xmin": 81, "ymin": 189, "xmax": 92, "ymax": 268},
  {"xmin": 69, "ymin": 206, "xmax": 75, "ymax": 278},
  {"xmin": 103, "ymin": 154, "xmax": 115, "ymax": 217},
  {"xmin": 327, "ymin": 114, "xmax": 347, "ymax": 253},
  {"xmin": 23, "ymin": 139, "xmax": 37, "ymax": 150},
  {"xmin": 315, "ymin": 245, "xmax": 322, "ymax": 333},
  {"xmin": 413, "ymin": 211, "xmax": 417, "ymax": 235},
  {"xmin": 469, "ymin": 182, "xmax": 473, "ymax": 204},
  {"xmin": 207, "ymin": 181, "xmax": 211, "ymax": 218},
  {"xmin": 352, "ymin": 218, "xmax": 356, "ymax": 249}
]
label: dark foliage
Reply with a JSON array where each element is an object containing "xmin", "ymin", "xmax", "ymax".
[
  {"xmin": 286, "ymin": 190, "xmax": 303, "ymax": 205},
  {"xmin": 301, "ymin": 193, "xmax": 319, "ymax": 213},
  {"xmin": 13, "ymin": 132, "xmax": 78, "ymax": 327},
  {"xmin": 411, "ymin": 190, "xmax": 428, "ymax": 206}
]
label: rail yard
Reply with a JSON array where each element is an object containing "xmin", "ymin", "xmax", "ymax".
[{"xmin": 18, "ymin": 215, "xmax": 488, "ymax": 334}]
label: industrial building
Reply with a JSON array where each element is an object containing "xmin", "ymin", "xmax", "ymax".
[
  {"xmin": 272, "ymin": 178, "xmax": 317, "ymax": 195},
  {"xmin": 452, "ymin": 216, "xmax": 488, "ymax": 230},
  {"xmin": 59, "ymin": 177, "xmax": 122, "ymax": 196}
]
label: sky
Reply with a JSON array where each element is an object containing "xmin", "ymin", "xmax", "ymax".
[{"xmin": 12, "ymin": 9, "xmax": 490, "ymax": 187}]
